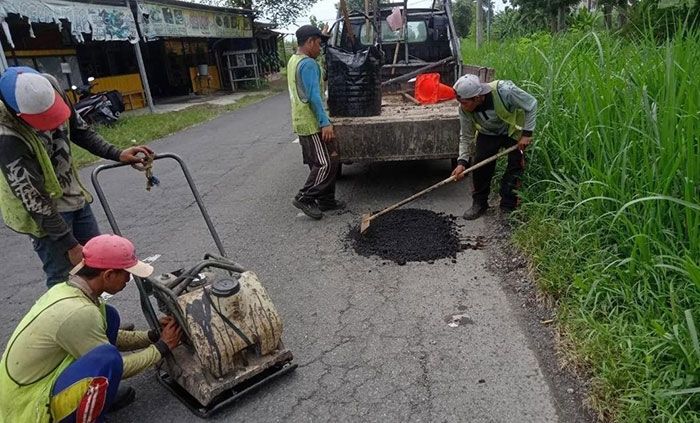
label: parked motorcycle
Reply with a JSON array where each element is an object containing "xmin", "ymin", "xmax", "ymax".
[{"xmin": 71, "ymin": 77, "xmax": 125, "ymax": 126}]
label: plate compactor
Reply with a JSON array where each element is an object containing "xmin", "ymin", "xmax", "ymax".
[{"xmin": 91, "ymin": 153, "xmax": 296, "ymax": 417}]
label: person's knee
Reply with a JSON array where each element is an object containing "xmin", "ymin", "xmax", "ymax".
[
  {"xmin": 90, "ymin": 344, "xmax": 122, "ymax": 367},
  {"xmin": 51, "ymin": 344, "xmax": 122, "ymax": 422},
  {"xmin": 105, "ymin": 305, "xmax": 120, "ymax": 327},
  {"xmin": 104, "ymin": 305, "xmax": 121, "ymax": 345}
]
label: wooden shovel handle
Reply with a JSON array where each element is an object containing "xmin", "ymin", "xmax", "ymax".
[{"xmin": 367, "ymin": 144, "xmax": 520, "ymax": 223}]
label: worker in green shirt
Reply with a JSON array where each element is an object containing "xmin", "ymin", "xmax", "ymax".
[{"xmin": 0, "ymin": 234, "xmax": 182, "ymax": 423}]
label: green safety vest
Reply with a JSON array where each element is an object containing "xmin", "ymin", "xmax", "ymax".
[
  {"xmin": 0, "ymin": 284, "xmax": 107, "ymax": 423},
  {"xmin": 0, "ymin": 102, "xmax": 63, "ymax": 237},
  {"xmin": 287, "ymin": 54, "xmax": 324, "ymax": 136},
  {"xmin": 0, "ymin": 102, "xmax": 89, "ymax": 237},
  {"xmin": 474, "ymin": 80, "xmax": 525, "ymax": 140}
]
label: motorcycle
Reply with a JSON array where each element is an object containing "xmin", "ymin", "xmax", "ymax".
[{"xmin": 71, "ymin": 77, "xmax": 125, "ymax": 126}]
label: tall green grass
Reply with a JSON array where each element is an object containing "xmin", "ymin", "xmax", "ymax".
[{"xmin": 463, "ymin": 30, "xmax": 700, "ymax": 420}]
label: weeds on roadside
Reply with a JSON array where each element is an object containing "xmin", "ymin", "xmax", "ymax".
[{"xmin": 463, "ymin": 28, "xmax": 700, "ymax": 421}]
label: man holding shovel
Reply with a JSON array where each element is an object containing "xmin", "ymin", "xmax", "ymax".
[{"xmin": 451, "ymin": 75, "xmax": 538, "ymax": 220}]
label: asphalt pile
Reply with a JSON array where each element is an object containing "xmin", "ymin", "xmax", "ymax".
[{"xmin": 349, "ymin": 209, "xmax": 461, "ymax": 264}]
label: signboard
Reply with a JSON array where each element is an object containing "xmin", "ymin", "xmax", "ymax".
[
  {"xmin": 137, "ymin": 1, "xmax": 253, "ymax": 40},
  {"xmin": 0, "ymin": 0, "xmax": 139, "ymax": 43}
]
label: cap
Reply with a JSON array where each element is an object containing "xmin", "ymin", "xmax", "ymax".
[
  {"xmin": 70, "ymin": 234, "xmax": 154, "ymax": 278},
  {"xmin": 296, "ymin": 25, "xmax": 329, "ymax": 45},
  {"xmin": 453, "ymin": 74, "xmax": 492, "ymax": 100},
  {"xmin": 0, "ymin": 66, "xmax": 71, "ymax": 131}
]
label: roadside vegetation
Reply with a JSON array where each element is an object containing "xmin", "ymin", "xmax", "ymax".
[
  {"xmin": 73, "ymin": 93, "xmax": 271, "ymax": 168},
  {"xmin": 461, "ymin": 4, "xmax": 700, "ymax": 421}
]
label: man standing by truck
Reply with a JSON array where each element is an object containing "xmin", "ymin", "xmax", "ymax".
[
  {"xmin": 450, "ymin": 74, "xmax": 537, "ymax": 220},
  {"xmin": 287, "ymin": 25, "xmax": 345, "ymax": 220}
]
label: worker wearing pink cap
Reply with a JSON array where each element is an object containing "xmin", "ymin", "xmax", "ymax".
[
  {"xmin": 0, "ymin": 234, "xmax": 182, "ymax": 423},
  {"xmin": 0, "ymin": 66, "xmax": 155, "ymax": 287}
]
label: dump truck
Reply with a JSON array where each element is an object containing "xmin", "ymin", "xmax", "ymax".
[{"xmin": 326, "ymin": 0, "xmax": 494, "ymax": 170}]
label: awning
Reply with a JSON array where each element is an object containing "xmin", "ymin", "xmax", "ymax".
[
  {"xmin": 0, "ymin": 0, "xmax": 139, "ymax": 46},
  {"xmin": 135, "ymin": 0, "xmax": 254, "ymax": 40}
]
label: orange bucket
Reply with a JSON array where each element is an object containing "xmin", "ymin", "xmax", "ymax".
[{"xmin": 414, "ymin": 73, "xmax": 456, "ymax": 105}]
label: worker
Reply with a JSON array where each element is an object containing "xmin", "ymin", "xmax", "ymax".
[
  {"xmin": 450, "ymin": 74, "xmax": 538, "ymax": 220},
  {"xmin": 0, "ymin": 66, "xmax": 154, "ymax": 287},
  {"xmin": 0, "ymin": 234, "xmax": 183, "ymax": 422},
  {"xmin": 287, "ymin": 25, "xmax": 345, "ymax": 220}
]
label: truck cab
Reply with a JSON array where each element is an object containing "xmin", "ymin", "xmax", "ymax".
[{"xmin": 330, "ymin": 1, "xmax": 462, "ymax": 90}]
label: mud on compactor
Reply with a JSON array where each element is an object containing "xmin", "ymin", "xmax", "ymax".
[{"xmin": 91, "ymin": 153, "xmax": 296, "ymax": 417}]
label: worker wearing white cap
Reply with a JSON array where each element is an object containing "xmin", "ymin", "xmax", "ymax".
[
  {"xmin": 450, "ymin": 74, "xmax": 538, "ymax": 220},
  {"xmin": 0, "ymin": 66, "xmax": 155, "ymax": 287}
]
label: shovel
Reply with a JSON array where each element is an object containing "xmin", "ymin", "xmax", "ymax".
[{"xmin": 360, "ymin": 144, "xmax": 520, "ymax": 234}]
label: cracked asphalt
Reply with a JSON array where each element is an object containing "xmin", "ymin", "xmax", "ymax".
[{"xmin": 0, "ymin": 93, "xmax": 580, "ymax": 422}]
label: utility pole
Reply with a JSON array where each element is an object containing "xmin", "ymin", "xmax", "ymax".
[
  {"xmin": 476, "ymin": 0, "xmax": 484, "ymax": 48},
  {"xmin": 487, "ymin": 0, "xmax": 492, "ymax": 42},
  {"xmin": 124, "ymin": 0, "xmax": 155, "ymax": 113}
]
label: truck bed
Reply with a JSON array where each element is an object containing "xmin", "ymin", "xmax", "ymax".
[{"xmin": 332, "ymin": 95, "xmax": 460, "ymax": 163}]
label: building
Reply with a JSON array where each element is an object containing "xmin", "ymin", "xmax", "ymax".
[{"xmin": 0, "ymin": 0, "xmax": 280, "ymax": 110}]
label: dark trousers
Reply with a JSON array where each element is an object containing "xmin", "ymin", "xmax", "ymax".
[
  {"xmin": 472, "ymin": 133, "xmax": 525, "ymax": 209},
  {"xmin": 31, "ymin": 203, "xmax": 101, "ymax": 287},
  {"xmin": 297, "ymin": 133, "xmax": 340, "ymax": 205},
  {"xmin": 50, "ymin": 305, "xmax": 122, "ymax": 423}
]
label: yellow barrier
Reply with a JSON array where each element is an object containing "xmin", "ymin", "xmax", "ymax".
[
  {"xmin": 188, "ymin": 65, "xmax": 222, "ymax": 95},
  {"xmin": 93, "ymin": 73, "xmax": 145, "ymax": 110}
]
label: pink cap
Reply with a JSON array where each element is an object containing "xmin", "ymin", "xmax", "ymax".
[{"xmin": 70, "ymin": 234, "xmax": 153, "ymax": 278}]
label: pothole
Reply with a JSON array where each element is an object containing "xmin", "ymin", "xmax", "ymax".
[{"xmin": 348, "ymin": 209, "xmax": 466, "ymax": 264}]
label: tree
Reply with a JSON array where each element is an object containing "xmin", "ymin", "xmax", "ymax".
[
  {"xmin": 452, "ymin": 0, "xmax": 474, "ymax": 37},
  {"xmin": 510, "ymin": 0, "xmax": 579, "ymax": 32},
  {"xmin": 346, "ymin": 0, "xmax": 371, "ymax": 13},
  {"xmin": 191, "ymin": 0, "xmax": 319, "ymax": 26},
  {"xmin": 309, "ymin": 14, "xmax": 324, "ymax": 29}
]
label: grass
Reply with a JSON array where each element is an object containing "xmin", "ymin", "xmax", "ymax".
[
  {"xmin": 73, "ymin": 92, "xmax": 277, "ymax": 168},
  {"xmin": 463, "ymin": 29, "xmax": 700, "ymax": 421}
]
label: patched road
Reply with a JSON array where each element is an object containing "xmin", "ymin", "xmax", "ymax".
[{"xmin": 0, "ymin": 94, "xmax": 584, "ymax": 422}]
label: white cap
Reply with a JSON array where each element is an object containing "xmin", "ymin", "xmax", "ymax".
[{"xmin": 452, "ymin": 74, "xmax": 491, "ymax": 99}]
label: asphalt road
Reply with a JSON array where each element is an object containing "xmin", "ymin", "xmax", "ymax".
[{"xmin": 0, "ymin": 94, "xmax": 583, "ymax": 422}]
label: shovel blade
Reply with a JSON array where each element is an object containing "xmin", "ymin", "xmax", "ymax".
[{"xmin": 360, "ymin": 213, "xmax": 371, "ymax": 234}]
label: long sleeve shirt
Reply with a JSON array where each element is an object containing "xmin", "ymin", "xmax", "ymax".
[
  {"xmin": 0, "ymin": 282, "xmax": 171, "ymax": 423},
  {"xmin": 458, "ymin": 80, "xmax": 537, "ymax": 165},
  {"xmin": 297, "ymin": 58, "xmax": 331, "ymax": 128},
  {"xmin": 0, "ymin": 98, "xmax": 121, "ymax": 251},
  {"xmin": 1, "ymin": 282, "xmax": 169, "ymax": 386}
]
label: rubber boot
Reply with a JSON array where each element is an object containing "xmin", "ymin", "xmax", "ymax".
[{"xmin": 463, "ymin": 203, "xmax": 488, "ymax": 220}]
